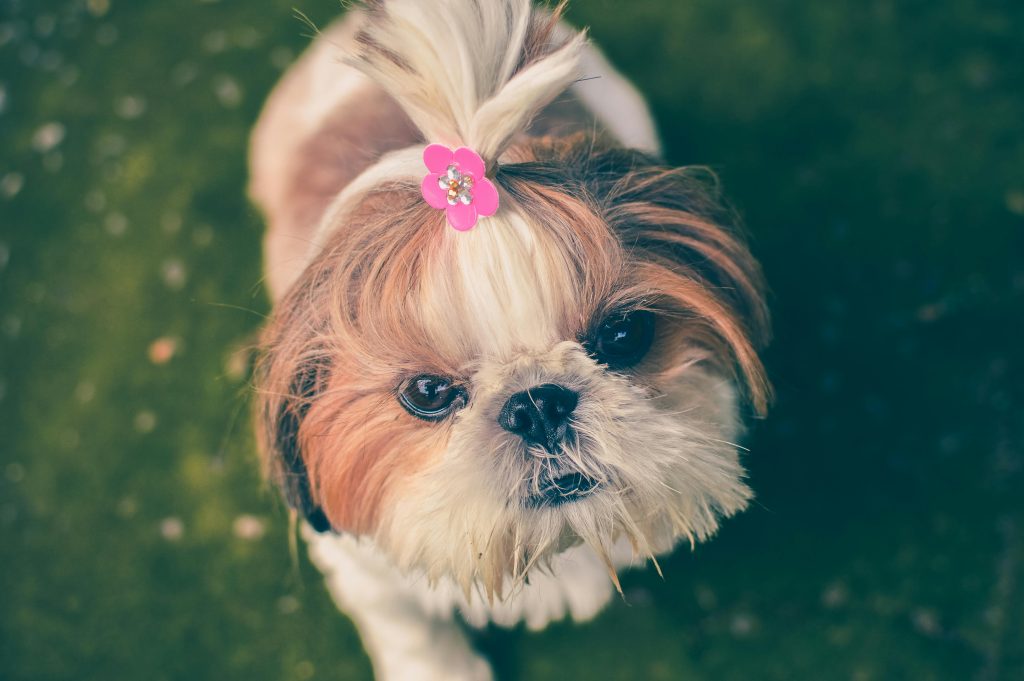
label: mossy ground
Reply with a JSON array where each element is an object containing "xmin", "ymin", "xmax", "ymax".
[{"xmin": 2, "ymin": 1, "xmax": 1023, "ymax": 679}]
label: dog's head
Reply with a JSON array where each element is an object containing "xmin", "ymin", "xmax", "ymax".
[{"xmin": 255, "ymin": 0, "xmax": 769, "ymax": 597}]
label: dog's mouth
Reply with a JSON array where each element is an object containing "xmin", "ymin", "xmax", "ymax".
[{"xmin": 525, "ymin": 471, "xmax": 599, "ymax": 508}]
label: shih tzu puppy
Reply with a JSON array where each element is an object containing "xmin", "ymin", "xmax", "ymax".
[{"xmin": 248, "ymin": 1, "xmax": 770, "ymax": 678}]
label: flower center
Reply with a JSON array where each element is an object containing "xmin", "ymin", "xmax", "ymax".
[{"xmin": 438, "ymin": 164, "xmax": 474, "ymax": 206}]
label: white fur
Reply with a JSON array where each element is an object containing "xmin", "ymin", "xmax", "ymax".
[
  {"xmin": 378, "ymin": 343, "xmax": 749, "ymax": 591},
  {"xmin": 350, "ymin": 0, "xmax": 586, "ymax": 161},
  {"xmin": 256, "ymin": 3, "xmax": 749, "ymax": 679},
  {"xmin": 306, "ymin": 362, "xmax": 743, "ymax": 680},
  {"xmin": 305, "ymin": 528, "xmax": 494, "ymax": 681},
  {"xmin": 570, "ymin": 32, "xmax": 661, "ymax": 154},
  {"xmin": 250, "ymin": 14, "xmax": 376, "ymax": 298},
  {"xmin": 306, "ymin": 528, "xmax": 634, "ymax": 680},
  {"xmin": 303, "ymin": 11, "xmax": 661, "ymax": 276}
]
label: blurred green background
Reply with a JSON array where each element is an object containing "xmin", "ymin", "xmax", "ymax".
[{"xmin": 2, "ymin": 0, "xmax": 1022, "ymax": 679}]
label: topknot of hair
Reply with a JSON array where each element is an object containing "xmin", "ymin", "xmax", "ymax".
[{"xmin": 350, "ymin": 0, "xmax": 586, "ymax": 168}]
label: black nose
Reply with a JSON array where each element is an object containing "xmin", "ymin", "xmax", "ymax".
[{"xmin": 497, "ymin": 384, "xmax": 579, "ymax": 452}]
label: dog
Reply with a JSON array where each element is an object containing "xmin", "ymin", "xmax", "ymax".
[{"xmin": 249, "ymin": 1, "xmax": 770, "ymax": 678}]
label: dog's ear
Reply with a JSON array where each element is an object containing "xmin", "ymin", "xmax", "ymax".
[
  {"xmin": 274, "ymin": 366, "xmax": 332, "ymax": 532},
  {"xmin": 517, "ymin": 142, "xmax": 772, "ymax": 413},
  {"xmin": 258, "ymin": 358, "xmax": 333, "ymax": 533},
  {"xmin": 597, "ymin": 149, "xmax": 772, "ymax": 414}
]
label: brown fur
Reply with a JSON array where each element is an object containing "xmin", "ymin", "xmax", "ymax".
[
  {"xmin": 280, "ymin": 87, "xmax": 418, "ymax": 254},
  {"xmin": 255, "ymin": 132, "xmax": 769, "ymax": 534}
]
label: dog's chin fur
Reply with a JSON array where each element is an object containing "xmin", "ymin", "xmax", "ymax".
[{"xmin": 252, "ymin": 0, "xmax": 770, "ymax": 610}]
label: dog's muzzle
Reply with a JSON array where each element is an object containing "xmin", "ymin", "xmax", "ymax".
[{"xmin": 498, "ymin": 384, "xmax": 599, "ymax": 507}]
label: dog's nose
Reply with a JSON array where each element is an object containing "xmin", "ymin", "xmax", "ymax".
[{"xmin": 497, "ymin": 384, "xmax": 578, "ymax": 452}]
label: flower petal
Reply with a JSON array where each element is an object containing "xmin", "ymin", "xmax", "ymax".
[
  {"xmin": 446, "ymin": 202, "xmax": 478, "ymax": 231},
  {"xmin": 421, "ymin": 173, "xmax": 450, "ymax": 210},
  {"xmin": 474, "ymin": 178, "xmax": 499, "ymax": 217},
  {"xmin": 453, "ymin": 147, "xmax": 486, "ymax": 179},
  {"xmin": 423, "ymin": 144, "xmax": 454, "ymax": 173}
]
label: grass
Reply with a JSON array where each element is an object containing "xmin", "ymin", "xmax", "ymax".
[{"xmin": 2, "ymin": 1, "xmax": 1022, "ymax": 679}]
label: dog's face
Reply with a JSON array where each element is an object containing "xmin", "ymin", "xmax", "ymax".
[{"xmin": 257, "ymin": 137, "xmax": 769, "ymax": 595}]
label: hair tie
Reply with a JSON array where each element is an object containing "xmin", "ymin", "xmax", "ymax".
[{"xmin": 420, "ymin": 144, "xmax": 499, "ymax": 231}]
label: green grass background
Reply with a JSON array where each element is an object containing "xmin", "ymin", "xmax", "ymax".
[{"xmin": 2, "ymin": 0, "xmax": 1022, "ymax": 679}]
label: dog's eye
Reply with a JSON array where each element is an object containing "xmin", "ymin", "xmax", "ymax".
[
  {"xmin": 588, "ymin": 310, "xmax": 656, "ymax": 369},
  {"xmin": 398, "ymin": 375, "xmax": 466, "ymax": 421}
]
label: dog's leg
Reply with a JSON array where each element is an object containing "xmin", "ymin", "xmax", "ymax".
[{"xmin": 305, "ymin": 530, "xmax": 493, "ymax": 681}]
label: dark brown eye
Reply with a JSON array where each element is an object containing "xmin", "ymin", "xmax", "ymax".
[
  {"xmin": 588, "ymin": 310, "xmax": 656, "ymax": 369},
  {"xmin": 398, "ymin": 375, "xmax": 466, "ymax": 421}
]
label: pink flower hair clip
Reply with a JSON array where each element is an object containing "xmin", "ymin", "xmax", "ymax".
[{"xmin": 420, "ymin": 144, "xmax": 499, "ymax": 231}]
